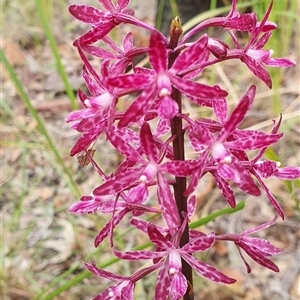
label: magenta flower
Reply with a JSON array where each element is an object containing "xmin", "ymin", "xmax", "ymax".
[
  {"xmin": 69, "ymin": 0, "xmax": 161, "ymax": 45},
  {"xmin": 69, "ymin": 164, "xmax": 161, "ymax": 247},
  {"xmin": 79, "ymin": 32, "xmax": 149, "ymax": 74},
  {"xmin": 65, "ymin": 47, "xmax": 121, "ymax": 156},
  {"xmin": 250, "ymin": 161, "xmax": 299, "ymax": 220},
  {"xmin": 91, "ymin": 189, "xmax": 161, "ymax": 247},
  {"xmin": 239, "ymin": 1, "xmax": 296, "ymax": 88},
  {"xmin": 85, "ymin": 260, "xmax": 162, "ymax": 300},
  {"xmin": 180, "ymin": 1, "xmax": 296, "ymax": 86},
  {"xmin": 114, "ymin": 214, "xmax": 235, "ymax": 300},
  {"xmin": 107, "ymin": 32, "xmax": 227, "ymax": 126},
  {"xmin": 254, "ymin": 160, "xmax": 300, "ymax": 180},
  {"xmin": 185, "ymin": 86, "xmax": 282, "ymax": 208},
  {"xmin": 93, "ymin": 122, "xmax": 200, "ymax": 234},
  {"xmin": 217, "ymin": 217, "xmax": 282, "ymax": 273}
]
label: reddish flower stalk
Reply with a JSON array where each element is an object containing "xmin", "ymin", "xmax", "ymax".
[{"xmin": 168, "ymin": 16, "xmax": 193, "ymax": 299}]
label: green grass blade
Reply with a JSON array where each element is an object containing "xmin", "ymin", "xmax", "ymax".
[
  {"xmin": 155, "ymin": 0, "xmax": 165, "ymax": 30},
  {"xmin": 0, "ymin": 49, "xmax": 80, "ymax": 197},
  {"xmin": 7, "ymin": 141, "xmax": 26, "ymax": 230},
  {"xmin": 34, "ymin": 0, "xmax": 78, "ymax": 110},
  {"xmin": 168, "ymin": 0, "xmax": 179, "ymax": 17},
  {"xmin": 155, "ymin": 0, "xmax": 179, "ymax": 32},
  {"xmin": 209, "ymin": 0, "xmax": 218, "ymax": 10},
  {"xmin": 189, "ymin": 201, "xmax": 246, "ymax": 229}
]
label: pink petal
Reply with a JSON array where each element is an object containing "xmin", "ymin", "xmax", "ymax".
[
  {"xmin": 81, "ymin": 43, "xmax": 117, "ymax": 59},
  {"xmin": 158, "ymin": 96, "xmax": 178, "ymax": 119},
  {"xmin": 70, "ymin": 129, "xmax": 102, "ymax": 156},
  {"xmin": 154, "ymin": 118, "xmax": 171, "ymax": 137},
  {"xmin": 99, "ymin": 0, "xmax": 116, "ymax": 12},
  {"xmin": 77, "ymin": 23, "xmax": 115, "ymax": 45},
  {"xmin": 94, "ymin": 208, "xmax": 129, "ymax": 247},
  {"xmin": 218, "ymin": 85, "xmax": 256, "ymax": 142},
  {"xmin": 275, "ymin": 166, "xmax": 300, "ymax": 180},
  {"xmin": 182, "ymin": 253, "xmax": 236, "ymax": 284},
  {"xmin": 213, "ymin": 97, "xmax": 228, "ymax": 124},
  {"xmin": 224, "ymin": 133, "xmax": 283, "ymax": 150},
  {"xmin": 254, "ymin": 160, "xmax": 278, "ymax": 178},
  {"xmin": 82, "ymin": 65, "xmax": 105, "ymax": 95},
  {"xmin": 182, "ymin": 233, "xmax": 215, "ymax": 252},
  {"xmin": 238, "ymin": 244, "xmax": 279, "ymax": 272},
  {"xmin": 169, "ymin": 272, "xmax": 187, "ymax": 300},
  {"xmin": 69, "ymin": 196, "xmax": 116, "ymax": 214},
  {"xmin": 93, "ymin": 167, "xmax": 144, "ymax": 195},
  {"xmin": 118, "ymin": 0, "xmax": 130, "ymax": 11},
  {"xmin": 264, "ymin": 57, "xmax": 297, "ymax": 68},
  {"xmin": 255, "ymin": 31, "xmax": 272, "ymax": 49},
  {"xmin": 121, "ymin": 283, "xmax": 134, "ymax": 300},
  {"xmin": 253, "ymin": 170, "xmax": 284, "ymax": 219},
  {"xmin": 188, "ymin": 123, "xmax": 213, "ymax": 150},
  {"xmin": 226, "ymin": 13, "xmax": 257, "ymax": 31},
  {"xmin": 155, "ymin": 266, "xmax": 171, "ymax": 300},
  {"xmin": 107, "ymin": 126, "xmax": 143, "ymax": 162},
  {"xmin": 119, "ymin": 82, "xmax": 157, "ymax": 127},
  {"xmin": 84, "ymin": 261, "xmax": 127, "ymax": 280},
  {"xmin": 218, "ymin": 157, "xmax": 261, "ymax": 197},
  {"xmin": 147, "ymin": 222, "xmax": 173, "ymax": 249},
  {"xmin": 184, "ymin": 150, "xmax": 208, "ymax": 196},
  {"xmin": 108, "ymin": 73, "xmax": 151, "ymax": 90},
  {"xmin": 187, "ymin": 195, "xmax": 196, "ymax": 219},
  {"xmin": 241, "ymin": 55, "xmax": 272, "ymax": 88},
  {"xmin": 114, "ymin": 249, "xmax": 166, "ymax": 260},
  {"xmin": 122, "ymin": 32, "xmax": 133, "ymax": 51},
  {"xmin": 66, "ymin": 108, "xmax": 96, "ymax": 123},
  {"xmin": 171, "ymin": 35, "xmax": 208, "ymax": 74},
  {"xmin": 248, "ymin": 0, "xmax": 273, "ymax": 48},
  {"xmin": 157, "ymin": 172, "xmax": 181, "ymax": 233},
  {"xmin": 243, "ymin": 237, "xmax": 282, "ymax": 255},
  {"xmin": 211, "ymin": 170, "xmax": 236, "ymax": 208},
  {"xmin": 161, "ymin": 160, "xmax": 200, "ymax": 177},
  {"xmin": 131, "ymin": 218, "xmax": 169, "ymax": 236},
  {"xmin": 149, "ymin": 31, "xmax": 168, "ymax": 72},
  {"xmin": 172, "ymin": 76, "xmax": 228, "ymax": 99},
  {"xmin": 241, "ymin": 216, "xmax": 277, "ymax": 236},
  {"xmin": 140, "ymin": 122, "xmax": 158, "ymax": 162},
  {"xmin": 127, "ymin": 183, "xmax": 148, "ymax": 204},
  {"xmin": 69, "ymin": 5, "xmax": 107, "ymax": 24},
  {"xmin": 76, "ymin": 112, "xmax": 105, "ymax": 132}
]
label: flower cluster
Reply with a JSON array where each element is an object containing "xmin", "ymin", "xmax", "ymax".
[{"xmin": 67, "ymin": 0, "xmax": 298, "ymax": 299}]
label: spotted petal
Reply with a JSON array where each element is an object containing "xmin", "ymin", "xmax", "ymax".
[{"xmin": 181, "ymin": 253, "xmax": 236, "ymax": 284}]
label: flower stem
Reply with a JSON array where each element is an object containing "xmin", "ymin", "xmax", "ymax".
[
  {"xmin": 169, "ymin": 16, "xmax": 194, "ymax": 300},
  {"xmin": 170, "ymin": 90, "xmax": 194, "ymax": 300}
]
